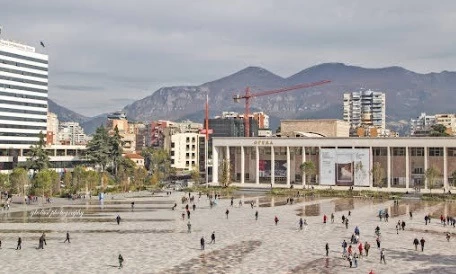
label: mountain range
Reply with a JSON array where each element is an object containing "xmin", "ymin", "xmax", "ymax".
[{"xmin": 49, "ymin": 63, "xmax": 456, "ymax": 134}]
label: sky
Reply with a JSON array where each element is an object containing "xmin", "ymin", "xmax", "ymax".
[{"xmin": 1, "ymin": 0, "xmax": 456, "ymax": 117}]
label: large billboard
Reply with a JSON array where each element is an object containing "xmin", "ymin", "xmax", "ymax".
[
  {"xmin": 320, "ymin": 149, "xmax": 370, "ymax": 186},
  {"xmin": 259, "ymin": 160, "xmax": 287, "ymax": 178}
]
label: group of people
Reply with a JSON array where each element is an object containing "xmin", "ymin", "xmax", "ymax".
[{"xmin": 12, "ymin": 232, "xmax": 70, "ymax": 250}]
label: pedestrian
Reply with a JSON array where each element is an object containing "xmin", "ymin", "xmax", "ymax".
[
  {"xmin": 420, "ymin": 237, "xmax": 425, "ymax": 252},
  {"xmin": 348, "ymin": 210, "xmax": 351, "ymax": 216},
  {"xmin": 255, "ymin": 211, "xmax": 258, "ymax": 221},
  {"xmin": 342, "ymin": 215, "xmax": 345, "ymax": 224},
  {"xmin": 238, "ymin": 200, "xmax": 242, "ymax": 207},
  {"xmin": 200, "ymin": 237, "xmax": 205, "ymax": 250},
  {"xmin": 299, "ymin": 218, "xmax": 304, "ymax": 230},
  {"xmin": 424, "ymin": 215, "xmax": 428, "ymax": 225},
  {"xmin": 354, "ymin": 226, "xmax": 360, "ymax": 236},
  {"xmin": 131, "ymin": 202, "xmax": 134, "ymax": 209},
  {"xmin": 446, "ymin": 232, "xmax": 451, "ymax": 242},
  {"xmin": 187, "ymin": 221, "xmax": 191, "ymax": 233},
  {"xmin": 182, "ymin": 212, "xmax": 186, "ymax": 220},
  {"xmin": 325, "ymin": 243, "xmax": 329, "ymax": 256},
  {"xmin": 274, "ymin": 216, "xmax": 279, "ymax": 225},
  {"xmin": 401, "ymin": 221, "xmax": 406, "ymax": 230},
  {"xmin": 385, "ymin": 212, "xmax": 389, "ymax": 222},
  {"xmin": 118, "ymin": 254, "xmax": 124, "ymax": 268},
  {"xmin": 358, "ymin": 242, "xmax": 363, "ymax": 257},
  {"xmin": 376, "ymin": 237, "xmax": 381, "ymax": 249},
  {"xmin": 413, "ymin": 238, "xmax": 419, "ymax": 251},
  {"xmin": 116, "ymin": 215, "xmax": 121, "ymax": 225},
  {"xmin": 331, "ymin": 213, "xmax": 334, "ymax": 223},
  {"xmin": 396, "ymin": 223, "xmax": 400, "ymax": 234},
  {"xmin": 380, "ymin": 248, "xmax": 386, "ymax": 264},
  {"xmin": 64, "ymin": 232, "xmax": 70, "ymax": 243},
  {"xmin": 210, "ymin": 232, "xmax": 215, "ymax": 244},
  {"xmin": 369, "ymin": 270, "xmax": 375, "ymax": 274},
  {"xmin": 225, "ymin": 209, "xmax": 229, "ymax": 219},
  {"xmin": 354, "ymin": 253, "xmax": 358, "ymax": 267},
  {"xmin": 345, "ymin": 218, "xmax": 349, "ymax": 229},
  {"xmin": 323, "ymin": 214, "xmax": 327, "ymax": 224},
  {"xmin": 187, "ymin": 210, "xmax": 191, "ymax": 219},
  {"xmin": 342, "ymin": 240, "xmax": 348, "ymax": 257},
  {"xmin": 348, "ymin": 254, "xmax": 353, "ymax": 268},
  {"xmin": 409, "ymin": 211, "xmax": 413, "ymax": 219},
  {"xmin": 16, "ymin": 237, "xmax": 21, "ymax": 250},
  {"xmin": 231, "ymin": 197, "xmax": 234, "ymax": 207},
  {"xmin": 38, "ymin": 233, "xmax": 46, "ymax": 249},
  {"xmin": 192, "ymin": 204, "xmax": 196, "ymax": 211}
]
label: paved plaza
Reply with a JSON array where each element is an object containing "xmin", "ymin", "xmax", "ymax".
[{"xmin": 0, "ymin": 191, "xmax": 455, "ymax": 273}]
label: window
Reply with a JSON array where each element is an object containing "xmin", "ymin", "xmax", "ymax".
[
  {"xmin": 373, "ymin": 148, "xmax": 387, "ymax": 156},
  {"xmin": 186, "ymin": 137, "xmax": 190, "ymax": 142},
  {"xmin": 429, "ymin": 147, "xmax": 443, "ymax": 156},
  {"xmin": 413, "ymin": 167, "xmax": 424, "ymax": 174},
  {"xmin": 170, "ymin": 151, "xmax": 174, "ymax": 156},
  {"xmin": 392, "ymin": 147, "xmax": 405, "ymax": 156},
  {"xmin": 171, "ymin": 142, "xmax": 175, "ymax": 148},
  {"xmin": 411, "ymin": 148, "xmax": 424, "ymax": 156},
  {"xmin": 448, "ymin": 148, "xmax": 456, "ymax": 157}
]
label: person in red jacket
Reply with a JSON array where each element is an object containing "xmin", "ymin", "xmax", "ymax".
[
  {"xmin": 323, "ymin": 214, "xmax": 327, "ymax": 224},
  {"xmin": 358, "ymin": 242, "xmax": 363, "ymax": 257},
  {"xmin": 274, "ymin": 216, "xmax": 279, "ymax": 225}
]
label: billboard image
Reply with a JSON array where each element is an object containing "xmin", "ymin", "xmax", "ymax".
[
  {"xmin": 320, "ymin": 149, "xmax": 370, "ymax": 186},
  {"xmin": 259, "ymin": 160, "xmax": 287, "ymax": 178}
]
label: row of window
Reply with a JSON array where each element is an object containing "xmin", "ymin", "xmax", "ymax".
[
  {"xmin": 0, "ymin": 115, "xmax": 46, "ymax": 123},
  {"xmin": 0, "ymin": 59, "xmax": 48, "ymax": 72},
  {"xmin": 0, "ymin": 99, "xmax": 47, "ymax": 108},
  {"xmin": 0, "ymin": 75, "xmax": 47, "ymax": 87},
  {"xmin": 373, "ymin": 147, "xmax": 448, "ymax": 157},
  {"xmin": 0, "ymin": 132, "xmax": 41, "ymax": 137},
  {"xmin": 0, "ymin": 83, "xmax": 47, "ymax": 94},
  {"xmin": 0, "ymin": 91, "xmax": 47, "ymax": 101},
  {"xmin": 0, "ymin": 51, "xmax": 48, "ymax": 65},
  {"xmin": 0, "ymin": 66, "xmax": 47, "ymax": 79},
  {"xmin": 0, "ymin": 107, "xmax": 47, "ymax": 115},
  {"xmin": 0, "ymin": 124, "xmax": 46, "ymax": 130}
]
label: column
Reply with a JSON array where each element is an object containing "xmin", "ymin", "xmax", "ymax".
[
  {"xmin": 302, "ymin": 146, "xmax": 306, "ymax": 187},
  {"xmin": 405, "ymin": 146, "xmax": 410, "ymax": 189},
  {"xmin": 444, "ymin": 147, "xmax": 448, "ymax": 191},
  {"xmin": 255, "ymin": 146, "xmax": 260, "ymax": 184},
  {"xmin": 271, "ymin": 146, "xmax": 275, "ymax": 186},
  {"xmin": 226, "ymin": 146, "xmax": 230, "ymax": 183},
  {"xmin": 424, "ymin": 147, "xmax": 428, "ymax": 189},
  {"xmin": 286, "ymin": 146, "xmax": 291, "ymax": 187},
  {"xmin": 387, "ymin": 146, "xmax": 391, "ymax": 189},
  {"xmin": 212, "ymin": 146, "xmax": 218, "ymax": 184},
  {"xmin": 317, "ymin": 146, "xmax": 321, "ymax": 185},
  {"xmin": 240, "ymin": 146, "xmax": 245, "ymax": 184}
]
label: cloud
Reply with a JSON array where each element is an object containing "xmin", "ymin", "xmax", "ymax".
[{"xmin": 2, "ymin": 0, "xmax": 456, "ymax": 116}]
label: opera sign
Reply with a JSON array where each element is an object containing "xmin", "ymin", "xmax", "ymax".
[{"xmin": 253, "ymin": 140, "xmax": 273, "ymax": 145}]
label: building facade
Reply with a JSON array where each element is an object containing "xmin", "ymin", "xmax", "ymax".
[
  {"xmin": 170, "ymin": 133, "xmax": 203, "ymax": 171},
  {"xmin": 58, "ymin": 122, "xmax": 88, "ymax": 145},
  {"xmin": 211, "ymin": 137, "xmax": 456, "ymax": 191},
  {"xmin": 46, "ymin": 112, "xmax": 59, "ymax": 145},
  {"xmin": 410, "ymin": 113, "xmax": 456, "ymax": 136},
  {"xmin": 0, "ymin": 40, "xmax": 48, "ymax": 145},
  {"xmin": 343, "ymin": 90, "xmax": 386, "ymax": 133},
  {"xmin": 280, "ymin": 119, "xmax": 350, "ymax": 137}
]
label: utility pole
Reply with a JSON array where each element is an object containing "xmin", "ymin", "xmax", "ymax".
[{"xmin": 205, "ymin": 93, "xmax": 209, "ymax": 188}]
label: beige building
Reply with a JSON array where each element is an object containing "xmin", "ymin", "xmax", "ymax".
[
  {"xmin": 46, "ymin": 112, "xmax": 59, "ymax": 145},
  {"xmin": 280, "ymin": 120, "xmax": 350, "ymax": 137},
  {"xmin": 435, "ymin": 114, "xmax": 456, "ymax": 134},
  {"xmin": 125, "ymin": 153, "xmax": 145, "ymax": 168},
  {"xmin": 170, "ymin": 133, "xmax": 203, "ymax": 171}
]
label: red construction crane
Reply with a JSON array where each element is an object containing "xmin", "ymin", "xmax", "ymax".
[{"xmin": 233, "ymin": 80, "xmax": 331, "ymax": 137}]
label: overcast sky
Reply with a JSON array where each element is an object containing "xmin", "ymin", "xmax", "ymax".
[{"xmin": 2, "ymin": 0, "xmax": 456, "ymax": 116}]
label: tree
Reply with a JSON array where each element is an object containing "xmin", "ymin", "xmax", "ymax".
[
  {"xmin": 371, "ymin": 162, "xmax": 385, "ymax": 188},
  {"xmin": 86, "ymin": 126, "xmax": 111, "ymax": 173},
  {"xmin": 134, "ymin": 167, "xmax": 148, "ymax": 189},
  {"xmin": 300, "ymin": 161, "xmax": 316, "ymax": 185},
  {"xmin": 190, "ymin": 166, "xmax": 200, "ymax": 184},
  {"xmin": 451, "ymin": 170, "xmax": 456, "ymax": 188},
  {"xmin": 63, "ymin": 171, "xmax": 72, "ymax": 193},
  {"xmin": 9, "ymin": 168, "xmax": 29, "ymax": 195},
  {"xmin": 71, "ymin": 166, "xmax": 86, "ymax": 194},
  {"xmin": 26, "ymin": 131, "xmax": 50, "ymax": 174},
  {"xmin": 425, "ymin": 166, "xmax": 441, "ymax": 194},
  {"xmin": 31, "ymin": 169, "xmax": 54, "ymax": 196},
  {"xmin": 430, "ymin": 124, "xmax": 450, "ymax": 137},
  {"xmin": 0, "ymin": 173, "xmax": 9, "ymax": 193},
  {"xmin": 117, "ymin": 158, "xmax": 135, "ymax": 191},
  {"xmin": 109, "ymin": 126, "xmax": 124, "ymax": 177},
  {"xmin": 142, "ymin": 147, "xmax": 172, "ymax": 182},
  {"xmin": 219, "ymin": 159, "xmax": 231, "ymax": 187}
]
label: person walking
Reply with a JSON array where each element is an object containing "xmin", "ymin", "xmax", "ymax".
[
  {"xmin": 231, "ymin": 197, "xmax": 234, "ymax": 207},
  {"xmin": 255, "ymin": 211, "xmax": 258, "ymax": 221},
  {"xmin": 331, "ymin": 213, "xmax": 334, "ymax": 223},
  {"xmin": 299, "ymin": 218, "xmax": 304, "ymax": 230},
  {"xmin": 396, "ymin": 222, "xmax": 400, "ymax": 234},
  {"xmin": 446, "ymin": 232, "xmax": 451, "ymax": 242},
  {"xmin": 116, "ymin": 215, "xmax": 121, "ymax": 225},
  {"xmin": 380, "ymin": 248, "xmax": 386, "ymax": 264},
  {"xmin": 358, "ymin": 242, "xmax": 363, "ymax": 257},
  {"xmin": 274, "ymin": 216, "xmax": 279, "ymax": 225},
  {"xmin": 187, "ymin": 210, "xmax": 191, "ymax": 219},
  {"xmin": 210, "ymin": 232, "xmax": 215, "ymax": 244},
  {"xmin": 420, "ymin": 237, "xmax": 425, "ymax": 252},
  {"xmin": 200, "ymin": 237, "xmax": 205, "ymax": 250},
  {"xmin": 401, "ymin": 221, "xmax": 406, "ymax": 231},
  {"xmin": 342, "ymin": 214, "xmax": 346, "ymax": 224},
  {"xmin": 225, "ymin": 209, "xmax": 229, "ymax": 219},
  {"xmin": 345, "ymin": 218, "xmax": 349, "ymax": 229},
  {"xmin": 192, "ymin": 204, "xmax": 196, "ymax": 211},
  {"xmin": 16, "ymin": 237, "xmax": 22, "ymax": 250},
  {"xmin": 413, "ymin": 238, "xmax": 419, "ymax": 251},
  {"xmin": 353, "ymin": 253, "xmax": 358, "ymax": 268},
  {"xmin": 38, "ymin": 233, "xmax": 46, "ymax": 249},
  {"xmin": 325, "ymin": 243, "xmax": 329, "ymax": 256},
  {"xmin": 376, "ymin": 237, "xmax": 381, "ymax": 249},
  {"xmin": 342, "ymin": 240, "xmax": 348, "ymax": 257},
  {"xmin": 64, "ymin": 232, "xmax": 70, "ymax": 243},
  {"xmin": 187, "ymin": 221, "xmax": 192, "ymax": 233},
  {"xmin": 323, "ymin": 214, "xmax": 327, "ymax": 224},
  {"xmin": 118, "ymin": 254, "xmax": 124, "ymax": 268}
]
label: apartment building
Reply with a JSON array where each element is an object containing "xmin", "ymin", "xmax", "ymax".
[{"xmin": 343, "ymin": 90, "xmax": 386, "ymax": 133}]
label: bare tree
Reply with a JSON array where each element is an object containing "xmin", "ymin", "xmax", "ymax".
[
  {"xmin": 371, "ymin": 162, "xmax": 385, "ymax": 188},
  {"xmin": 425, "ymin": 166, "xmax": 441, "ymax": 195}
]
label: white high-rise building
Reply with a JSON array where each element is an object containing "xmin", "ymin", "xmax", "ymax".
[
  {"xmin": 0, "ymin": 39, "xmax": 48, "ymax": 146},
  {"xmin": 343, "ymin": 90, "xmax": 386, "ymax": 132}
]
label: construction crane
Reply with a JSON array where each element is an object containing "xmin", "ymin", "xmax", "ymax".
[{"xmin": 233, "ymin": 80, "xmax": 332, "ymax": 137}]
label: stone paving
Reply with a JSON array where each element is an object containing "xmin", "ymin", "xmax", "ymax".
[{"xmin": 0, "ymin": 191, "xmax": 455, "ymax": 273}]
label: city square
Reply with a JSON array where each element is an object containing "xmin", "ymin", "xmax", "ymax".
[{"xmin": 0, "ymin": 191, "xmax": 454, "ymax": 273}]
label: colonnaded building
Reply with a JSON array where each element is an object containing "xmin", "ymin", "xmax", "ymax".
[{"xmin": 211, "ymin": 137, "xmax": 456, "ymax": 191}]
